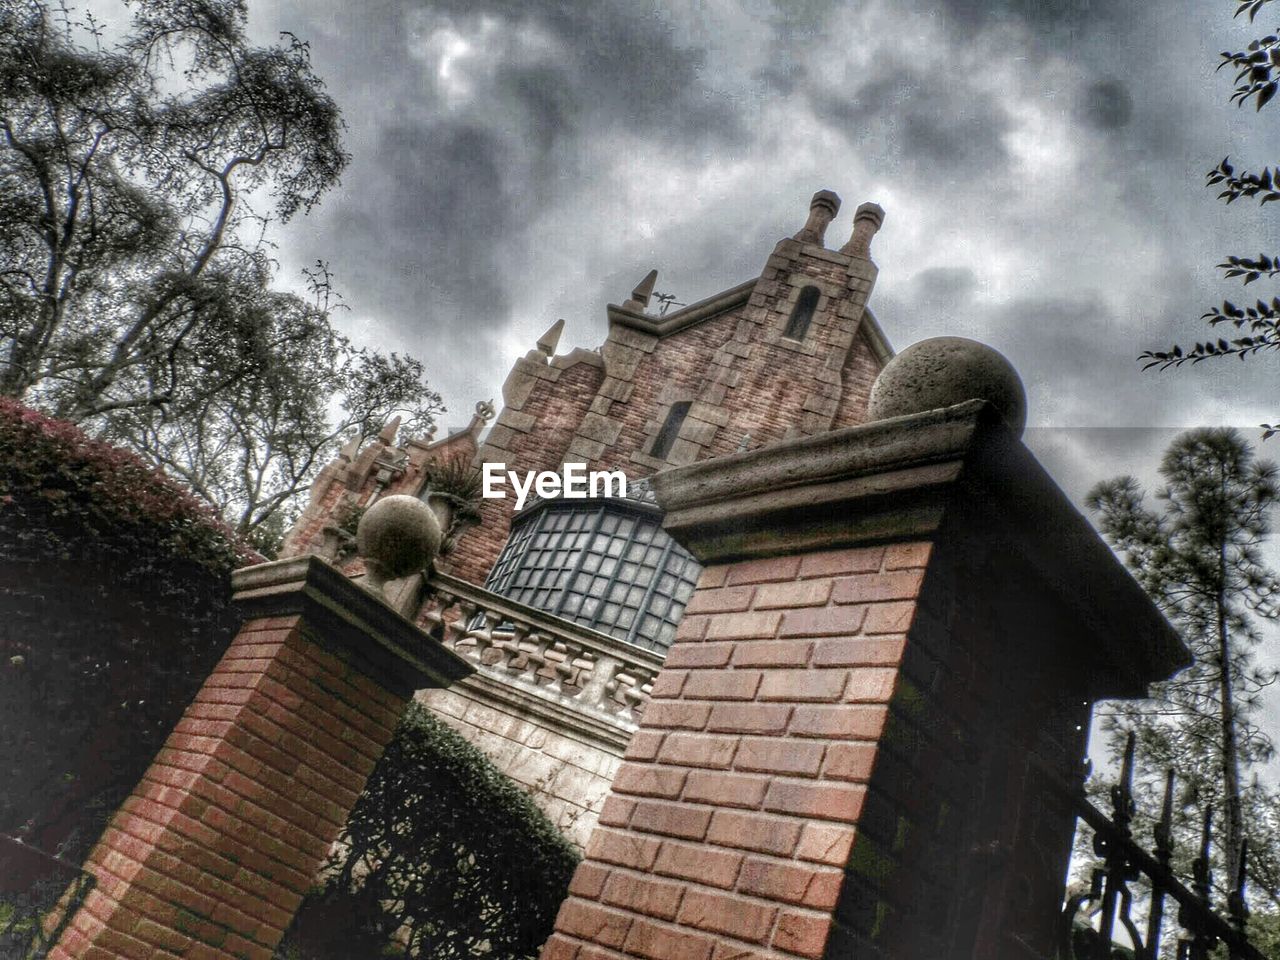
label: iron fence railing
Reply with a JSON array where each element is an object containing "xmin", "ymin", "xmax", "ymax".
[
  {"xmin": 0, "ymin": 834, "xmax": 93, "ymax": 960},
  {"xmin": 1059, "ymin": 734, "xmax": 1264, "ymax": 960}
]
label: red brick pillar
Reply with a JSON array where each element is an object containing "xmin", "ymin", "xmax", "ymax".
[
  {"xmin": 51, "ymin": 556, "xmax": 471, "ymax": 960},
  {"xmin": 540, "ymin": 401, "xmax": 1187, "ymax": 960}
]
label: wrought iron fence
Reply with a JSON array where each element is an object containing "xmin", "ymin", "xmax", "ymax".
[
  {"xmin": 0, "ymin": 834, "xmax": 93, "ymax": 960},
  {"xmin": 1060, "ymin": 734, "xmax": 1264, "ymax": 960}
]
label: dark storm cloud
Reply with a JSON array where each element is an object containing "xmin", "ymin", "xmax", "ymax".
[
  {"xmin": 265, "ymin": 0, "xmax": 753, "ymax": 409},
  {"xmin": 936, "ymin": 0, "xmax": 1106, "ymax": 37},
  {"xmin": 808, "ymin": 64, "xmax": 1013, "ymax": 178},
  {"xmin": 1079, "ymin": 78, "xmax": 1134, "ymax": 131},
  {"xmin": 245, "ymin": 0, "xmax": 1268, "ymax": 440},
  {"xmin": 911, "ymin": 267, "xmax": 979, "ymax": 310},
  {"xmin": 351, "ymin": 121, "xmax": 512, "ymax": 319}
]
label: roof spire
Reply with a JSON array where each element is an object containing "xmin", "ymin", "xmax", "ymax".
[
  {"xmin": 623, "ymin": 269, "xmax": 658, "ymax": 312},
  {"xmin": 537, "ymin": 318, "xmax": 565, "ymax": 357},
  {"xmin": 377, "ymin": 415, "xmax": 402, "ymax": 445}
]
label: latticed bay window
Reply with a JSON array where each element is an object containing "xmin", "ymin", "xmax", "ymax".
[{"xmin": 484, "ymin": 495, "xmax": 701, "ymax": 653}]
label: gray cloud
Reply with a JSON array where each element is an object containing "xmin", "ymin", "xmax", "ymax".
[
  {"xmin": 1079, "ymin": 78, "xmax": 1134, "ymax": 131},
  {"xmin": 85, "ymin": 0, "xmax": 1279, "ymax": 743},
  {"xmin": 808, "ymin": 63, "xmax": 1013, "ymax": 180},
  {"xmin": 911, "ymin": 267, "xmax": 980, "ymax": 310},
  {"xmin": 232, "ymin": 0, "xmax": 1280, "ymax": 445},
  {"xmin": 935, "ymin": 0, "xmax": 1112, "ymax": 37}
]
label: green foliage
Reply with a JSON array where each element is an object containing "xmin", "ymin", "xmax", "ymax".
[
  {"xmin": 0, "ymin": 1, "xmax": 443, "ymax": 540},
  {"xmin": 422, "ymin": 455, "xmax": 485, "ymax": 546},
  {"xmin": 1140, "ymin": 0, "xmax": 1280, "ymax": 433},
  {"xmin": 0, "ymin": 398, "xmax": 249, "ymax": 862},
  {"xmin": 1087, "ymin": 428, "xmax": 1280, "ymax": 923},
  {"xmin": 277, "ymin": 703, "xmax": 579, "ymax": 960}
]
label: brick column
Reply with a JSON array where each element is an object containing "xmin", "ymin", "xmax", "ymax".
[
  {"xmin": 540, "ymin": 400, "xmax": 1187, "ymax": 960},
  {"xmin": 51, "ymin": 556, "xmax": 471, "ymax": 960}
]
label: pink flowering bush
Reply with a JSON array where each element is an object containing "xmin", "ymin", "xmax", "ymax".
[{"xmin": 0, "ymin": 399, "xmax": 258, "ymax": 862}]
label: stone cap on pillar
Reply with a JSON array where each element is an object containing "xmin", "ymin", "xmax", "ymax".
[
  {"xmin": 649, "ymin": 399, "xmax": 1188, "ymax": 697},
  {"xmin": 232, "ymin": 555, "xmax": 473, "ymax": 697}
]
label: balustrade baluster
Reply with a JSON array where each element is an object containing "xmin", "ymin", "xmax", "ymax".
[
  {"xmin": 441, "ymin": 596, "xmax": 471, "ymax": 651},
  {"xmin": 499, "ymin": 622, "xmax": 528, "ymax": 673},
  {"xmin": 579, "ymin": 653, "xmax": 621, "ymax": 708},
  {"xmin": 419, "ymin": 593, "xmax": 447, "ymax": 637},
  {"xmin": 464, "ymin": 606, "xmax": 495, "ymax": 663},
  {"xmin": 518, "ymin": 632, "xmax": 549, "ymax": 685},
  {"xmin": 551, "ymin": 641, "xmax": 581, "ymax": 695},
  {"xmin": 620, "ymin": 673, "xmax": 647, "ymax": 721}
]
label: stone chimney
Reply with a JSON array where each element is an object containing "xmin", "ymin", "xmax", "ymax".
[
  {"xmin": 793, "ymin": 190, "xmax": 842, "ymax": 246},
  {"xmin": 840, "ymin": 201, "xmax": 886, "ymax": 259}
]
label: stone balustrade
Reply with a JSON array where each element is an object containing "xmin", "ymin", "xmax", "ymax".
[{"xmin": 421, "ymin": 571, "xmax": 665, "ymax": 729}]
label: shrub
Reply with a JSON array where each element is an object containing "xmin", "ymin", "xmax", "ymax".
[
  {"xmin": 277, "ymin": 703, "xmax": 580, "ymax": 960},
  {"xmin": 0, "ymin": 399, "xmax": 255, "ymax": 861}
]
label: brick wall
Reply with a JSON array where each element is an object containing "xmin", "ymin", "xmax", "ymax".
[
  {"xmin": 51, "ymin": 615, "xmax": 405, "ymax": 960},
  {"xmin": 50, "ymin": 557, "xmax": 470, "ymax": 960},
  {"xmin": 449, "ymin": 355, "xmax": 606, "ymax": 585},
  {"xmin": 539, "ymin": 542, "xmax": 929, "ymax": 960},
  {"xmin": 541, "ymin": 402, "xmax": 1185, "ymax": 960},
  {"xmin": 444, "ymin": 233, "xmax": 887, "ymax": 591}
]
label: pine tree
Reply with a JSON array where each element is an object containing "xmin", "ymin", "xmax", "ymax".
[{"xmin": 1087, "ymin": 428, "xmax": 1280, "ymax": 915}]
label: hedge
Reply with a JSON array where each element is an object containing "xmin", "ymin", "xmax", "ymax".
[
  {"xmin": 0, "ymin": 398, "xmax": 255, "ymax": 862},
  {"xmin": 276, "ymin": 703, "xmax": 580, "ymax": 960}
]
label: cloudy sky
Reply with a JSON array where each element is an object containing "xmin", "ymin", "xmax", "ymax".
[
  {"xmin": 214, "ymin": 0, "xmax": 1277, "ymax": 502},
  {"xmin": 231, "ymin": 0, "xmax": 1280, "ymax": 738},
  {"xmin": 77, "ymin": 0, "xmax": 1280, "ymax": 767}
]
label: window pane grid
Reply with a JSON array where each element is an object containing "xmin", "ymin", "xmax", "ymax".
[{"xmin": 484, "ymin": 501, "xmax": 702, "ymax": 652}]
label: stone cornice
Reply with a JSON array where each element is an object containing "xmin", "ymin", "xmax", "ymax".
[
  {"xmin": 607, "ymin": 279, "xmax": 757, "ymax": 337},
  {"xmin": 650, "ymin": 401, "xmax": 1189, "ymax": 690},
  {"xmin": 232, "ymin": 555, "xmax": 474, "ymax": 695},
  {"xmin": 446, "ymin": 669, "xmax": 638, "ymax": 752},
  {"xmin": 859, "ymin": 306, "xmax": 894, "ymax": 365}
]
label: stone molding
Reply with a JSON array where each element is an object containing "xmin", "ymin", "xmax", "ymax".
[
  {"xmin": 606, "ymin": 279, "xmax": 757, "ymax": 337},
  {"xmin": 233, "ymin": 555, "xmax": 473, "ymax": 697},
  {"xmin": 651, "ymin": 400, "xmax": 1188, "ymax": 696}
]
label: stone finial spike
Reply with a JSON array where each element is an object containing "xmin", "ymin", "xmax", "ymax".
[
  {"xmin": 794, "ymin": 189, "xmax": 841, "ymax": 245},
  {"xmin": 536, "ymin": 319, "xmax": 565, "ymax": 357},
  {"xmin": 338, "ymin": 433, "xmax": 361, "ymax": 461},
  {"xmin": 623, "ymin": 269, "xmax": 659, "ymax": 311},
  {"xmin": 377, "ymin": 415, "xmax": 402, "ymax": 446},
  {"xmin": 840, "ymin": 201, "xmax": 886, "ymax": 258}
]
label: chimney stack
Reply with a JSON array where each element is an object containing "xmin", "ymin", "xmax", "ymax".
[
  {"xmin": 793, "ymin": 189, "xmax": 841, "ymax": 246},
  {"xmin": 840, "ymin": 201, "xmax": 885, "ymax": 259}
]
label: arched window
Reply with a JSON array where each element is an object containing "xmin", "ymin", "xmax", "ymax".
[
  {"xmin": 783, "ymin": 285, "xmax": 821, "ymax": 340},
  {"xmin": 650, "ymin": 400, "xmax": 691, "ymax": 460}
]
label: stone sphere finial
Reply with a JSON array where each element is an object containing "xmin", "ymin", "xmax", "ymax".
[
  {"xmin": 867, "ymin": 336, "xmax": 1027, "ymax": 436},
  {"xmin": 355, "ymin": 494, "xmax": 443, "ymax": 597}
]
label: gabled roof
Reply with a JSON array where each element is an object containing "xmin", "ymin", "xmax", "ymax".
[{"xmin": 606, "ymin": 278, "xmax": 894, "ymax": 364}]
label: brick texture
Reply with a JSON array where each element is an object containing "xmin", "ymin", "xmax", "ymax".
[
  {"xmin": 49, "ymin": 614, "xmax": 409, "ymax": 960},
  {"xmin": 540, "ymin": 540, "xmax": 929, "ymax": 959}
]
